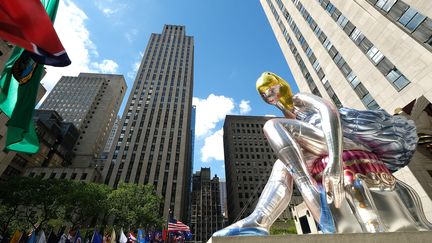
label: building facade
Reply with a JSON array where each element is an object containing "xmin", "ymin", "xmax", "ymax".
[
  {"xmin": 40, "ymin": 73, "xmax": 126, "ymax": 168},
  {"xmin": 0, "ymin": 40, "xmax": 14, "ymax": 73},
  {"xmin": 190, "ymin": 168, "xmax": 224, "ymax": 242},
  {"xmin": 0, "ymin": 110, "xmax": 79, "ymax": 180},
  {"xmin": 102, "ymin": 25, "xmax": 194, "ymax": 222},
  {"xmin": 261, "ymin": 0, "xmax": 432, "ymax": 220},
  {"xmin": 223, "ymin": 115, "xmax": 302, "ymax": 224},
  {"xmin": 24, "ymin": 167, "xmax": 102, "ymax": 183}
]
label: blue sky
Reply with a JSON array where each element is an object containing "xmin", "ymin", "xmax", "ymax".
[{"xmin": 42, "ymin": 0, "xmax": 299, "ymax": 179}]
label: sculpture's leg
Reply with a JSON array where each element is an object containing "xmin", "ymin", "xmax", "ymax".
[
  {"xmin": 263, "ymin": 119, "xmax": 322, "ymax": 221},
  {"xmin": 212, "ymin": 160, "xmax": 293, "ymax": 236}
]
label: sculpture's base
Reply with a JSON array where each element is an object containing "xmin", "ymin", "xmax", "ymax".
[{"xmin": 208, "ymin": 231, "xmax": 432, "ymax": 243}]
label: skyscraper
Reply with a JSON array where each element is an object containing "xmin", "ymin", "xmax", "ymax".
[
  {"xmin": 40, "ymin": 73, "xmax": 126, "ymax": 167},
  {"xmin": 223, "ymin": 115, "xmax": 302, "ymax": 224},
  {"xmin": 190, "ymin": 168, "xmax": 224, "ymax": 242},
  {"xmin": 261, "ymin": 0, "xmax": 432, "ymax": 219},
  {"xmin": 102, "ymin": 25, "xmax": 194, "ymax": 221},
  {"xmin": 261, "ymin": 0, "xmax": 431, "ymax": 111}
]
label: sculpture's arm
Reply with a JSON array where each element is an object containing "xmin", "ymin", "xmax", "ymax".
[{"xmin": 293, "ymin": 93, "xmax": 344, "ymax": 208}]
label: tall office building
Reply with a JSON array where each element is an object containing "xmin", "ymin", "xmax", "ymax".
[
  {"xmin": 102, "ymin": 25, "xmax": 194, "ymax": 222},
  {"xmin": 190, "ymin": 168, "xmax": 224, "ymax": 242},
  {"xmin": 223, "ymin": 115, "xmax": 302, "ymax": 224},
  {"xmin": 40, "ymin": 73, "xmax": 126, "ymax": 167},
  {"xmin": 261, "ymin": 0, "xmax": 432, "ymax": 219}
]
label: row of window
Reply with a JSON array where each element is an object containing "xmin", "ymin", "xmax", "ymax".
[
  {"xmin": 280, "ymin": 0, "xmax": 380, "ymax": 109},
  {"xmin": 274, "ymin": 0, "xmax": 343, "ymax": 108},
  {"xmin": 267, "ymin": 0, "xmax": 322, "ymax": 97},
  {"xmin": 367, "ymin": 0, "xmax": 432, "ymax": 49},
  {"xmin": 28, "ymin": 171, "xmax": 88, "ymax": 181},
  {"xmin": 314, "ymin": 0, "xmax": 410, "ymax": 91}
]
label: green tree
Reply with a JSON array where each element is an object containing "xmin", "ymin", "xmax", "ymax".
[
  {"xmin": 107, "ymin": 183, "xmax": 163, "ymax": 229},
  {"xmin": 0, "ymin": 176, "xmax": 71, "ymax": 232},
  {"xmin": 61, "ymin": 181, "xmax": 111, "ymax": 228}
]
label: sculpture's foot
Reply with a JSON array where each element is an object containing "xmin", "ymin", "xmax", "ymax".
[
  {"xmin": 212, "ymin": 227, "xmax": 268, "ymax": 237},
  {"xmin": 212, "ymin": 212, "xmax": 270, "ymax": 237}
]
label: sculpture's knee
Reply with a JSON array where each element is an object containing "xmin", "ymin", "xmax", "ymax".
[{"xmin": 263, "ymin": 118, "xmax": 297, "ymax": 153}]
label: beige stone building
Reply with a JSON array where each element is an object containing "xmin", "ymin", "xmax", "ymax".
[
  {"xmin": 102, "ymin": 25, "xmax": 194, "ymax": 222},
  {"xmin": 261, "ymin": 0, "xmax": 432, "ymax": 220},
  {"xmin": 40, "ymin": 73, "xmax": 126, "ymax": 168}
]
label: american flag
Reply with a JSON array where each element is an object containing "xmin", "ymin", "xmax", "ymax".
[{"xmin": 168, "ymin": 219, "xmax": 190, "ymax": 232}]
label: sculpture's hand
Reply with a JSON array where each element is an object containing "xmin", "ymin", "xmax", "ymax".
[{"xmin": 322, "ymin": 164, "xmax": 344, "ymax": 208}]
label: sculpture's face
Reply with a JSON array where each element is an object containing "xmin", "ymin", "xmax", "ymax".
[{"xmin": 256, "ymin": 72, "xmax": 294, "ymax": 110}]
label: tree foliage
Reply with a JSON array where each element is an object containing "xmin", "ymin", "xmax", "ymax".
[
  {"xmin": 107, "ymin": 182, "xmax": 163, "ymax": 229},
  {"xmin": 0, "ymin": 177, "xmax": 163, "ymax": 236}
]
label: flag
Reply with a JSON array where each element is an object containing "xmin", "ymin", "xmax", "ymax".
[
  {"xmin": 36, "ymin": 230, "xmax": 46, "ymax": 243},
  {"xmin": 27, "ymin": 230, "xmax": 36, "ymax": 243},
  {"xmin": 137, "ymin": 229, "xmax": 144, "ymax": 243},
  {"xmin": 46, "ymin": 230, "xmax": 58, "ymax": 243},
  {"xmin": 110, "ymin": 229, "xmax": 116, "ymax": 243},
  {"xmin": 9, "ymin": 230, "xmax": 22, "ymax": 243},
  {"xmin": 0, "ymin": 0, "xmax": 70, "ymax": 66},
  {"xmin": 168, "ymin": 218, "xmax": 190, "ymax": 232},
  {"xmin": 73, "ymin": 230, "xmax": 81, "ymax": 243},
  {"xmin": 184, "ymin": 231, "xmax": 192, "ymax": 240},
  {"xmin": 0, "ymin": 0, "xmax": 62, "ymax": 154},
  {"xmin": 128, "ymin": 232, "xmax": 136, "ymax": 242},
  {"xmin": 161, "ymin": 229, "xmax": 167, "ymax": 241},
  {"xmin": 119, "ymin": 229, "xmax": 127, "ymax": 243},
  {"xmin": 91, "ymin": 231, "xmax": 102, "ymax": 243}
]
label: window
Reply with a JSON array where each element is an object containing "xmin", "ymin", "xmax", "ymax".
[
  {"xmin": 354, "ymin": 83, "xmax": 369, "ymax": 98},
  {"xmin": 366, "ymin": 46, "xmax": 384, "ymax": 64},
  {"xmin": 412, "ymin": 18, "xmax": 432, "ymax": 44},
  {"xmin": 399, "ymin": 7, "xmax": 425, "ymax": 32},
  {"xmin": 71, "ymin": 173, "xmax": 77, "ymax": 180},
  {"xmin": 386, "ymin": 69, "xmax": 410, "ymax": 90},
  {"xmin": 350, "ymin": 28, "xmax": 365, "ymax": 45},
  {"xmin": 375, "ymin": 0, "xmax": 397, "ymax": 12},
  {"xmin": 323, "ymin": 39, "xmax": 333, "ymax": 50},
  {"xmin": 376, "ymin": 57, "xmax": 394, "ymax": 75},
  {"xmin": 336, "ymin": 15, "xmax": 348, "ymax": 28},
  {"xmin": 388, "ymin": 1, "xmax": 409, "ymax": 21}
]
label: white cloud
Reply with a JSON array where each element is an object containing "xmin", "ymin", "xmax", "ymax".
[
  {"xmin": 125, "ymin": 29, "xmax": 139, "ymax": 44},
  {"xmin": 102, "ymin": 8, "xmax": 116, "ymax": 17},
  {"xmin": 192, "ymin": 94, "xmax": 235, "ymax": 138},
  {"xmin": 91, "ymin": 59, "xmax": 119, "ymax": 73},
  {"xmin": 239, "ymin": 100, "xmax": 251, "ymax": 114},
  {"xmin": 201, "ymin": 129, "xmax": 224, "ymax": 162},
  {"xmin": 95, "ymin": 0, "xmax": 126, "ymax": 17},
  {"xmin": 264, "ymin": 114, "xmax": 276, "ymax": 117},
  {"xmin": 39, "ymin": 0, "xmax": 120, "ymax": 105}
]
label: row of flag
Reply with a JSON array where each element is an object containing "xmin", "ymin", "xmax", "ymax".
[
  {"xmin": 5, "ymin": 218, "xmax": 192, "ymax": 243},
  {"xmin": 0, "ymin": 0, "xmax": 71, "ymax": 154}
]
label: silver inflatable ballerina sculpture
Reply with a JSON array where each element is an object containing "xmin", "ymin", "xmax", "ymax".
[{"xmin": 213, "ymin": 72, "xmax": 432, "ymax": 236}]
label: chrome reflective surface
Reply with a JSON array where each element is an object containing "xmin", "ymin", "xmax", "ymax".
[{"xmin": 212, "ymin": 72, "xmax": 431, "ymax": 237}]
